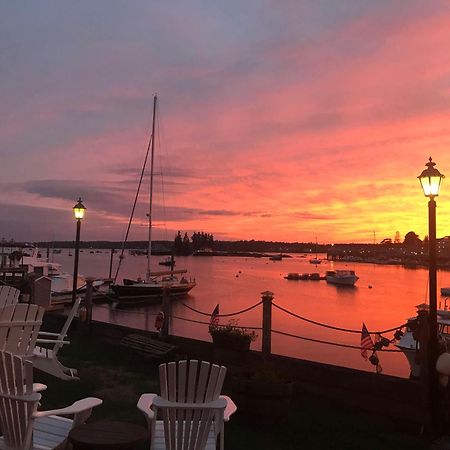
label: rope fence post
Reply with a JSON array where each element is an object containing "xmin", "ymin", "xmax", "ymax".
[
  {"xmin": 84, "ymin": 277, "xmax": 94, "ymax": 328},
  {"xmin": 417, "ymin": 306, "xmax": 431, "ymax": 428},
  {"xmin": 161, "ymin": 286, "xmax": 171, "ymax": 341},
  {"xmin": 261, "ymin": 290, "xmax": 273, "ymax": 359}
]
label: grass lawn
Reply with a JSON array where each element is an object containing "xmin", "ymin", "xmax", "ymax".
[{"xmin": 35, "ymin": 330, "xmax": 430, "ymax": 450}]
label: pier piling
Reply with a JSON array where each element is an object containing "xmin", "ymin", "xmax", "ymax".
[{"xmin": 262, "ymin": 290, "xmax": 273, "ymax": 359}]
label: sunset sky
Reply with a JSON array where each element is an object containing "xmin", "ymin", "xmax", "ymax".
[{"xmin": 2, "ymin": 1, "xmax": 450, "ymax": 244}]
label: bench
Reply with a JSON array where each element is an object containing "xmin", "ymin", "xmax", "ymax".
[{"xmin": 120, "ymin": 333, "xmax": 176, "ymax": 359}]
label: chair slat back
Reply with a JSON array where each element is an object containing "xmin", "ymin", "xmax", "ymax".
[
  {"xmin": 157, "ymin": 360, "xmax": 227, "ymax": 450},
  {"xmin": 0, "ymin": 350, "xmax": 39, "ymax": 450},
  {"xmin": 0, "ymin": 304, "xmax": 44, "ymax": 356},
  {"xmin": 0, "ymin": 286, "xmax": 20, "ymax": 308}
]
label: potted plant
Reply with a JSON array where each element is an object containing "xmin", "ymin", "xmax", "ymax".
[
  {"xmin": 209, "ymin": 320, "xmax": 257, "ymax": 352},
  {"xmin": 231, "ymin": 364, "xmax": 295, "ymax": 424}
]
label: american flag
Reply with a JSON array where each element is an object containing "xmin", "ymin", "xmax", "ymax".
[
  {"xmin": 360, "ymin": 323, "xmax": 373, "ymax": 360},
  {"xmin": 210, "ymin": 304, "xmax": 220, "ymax": 328}
]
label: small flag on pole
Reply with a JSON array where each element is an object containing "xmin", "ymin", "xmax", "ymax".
[
  {"xmin": 360, "ymin": 322, "xmax": 373, "ymax": 360},
  {"xmin": 210, "ymin": 304, "xmax": 219, "ymax": 328}
]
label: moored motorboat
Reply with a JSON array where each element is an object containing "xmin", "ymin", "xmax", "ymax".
[
  {"xmin": 325, "ymin": 270, "xmax": 359, "ymax": 286},
  {"xmin": 309, "ymin": 273, "xmax": 321, "ymax": 281},
  {"xmin": 269, "ymin": 254, "xmax": 283, "ymax": 261},
  {"xmin": 396, "ymin": 304, "xmax": 450, "ymax": 378},
  {"xmin": 285, "ymin": 273, "xmax": 301, "ymax": 280},
  {"xmin": 441, "ymin": 287, "xmax": 450, "ymax": 296}
]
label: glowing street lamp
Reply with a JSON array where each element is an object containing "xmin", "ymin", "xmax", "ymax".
[
  {"xmin": 73, "ymin": 198, "xmax": 86, "ymax": 220},
  {"xmin": 72, "ymin": 198, "xmax": 86, "ymax": 305},
  {"xmin": 418, "ymin": 157, "xmax": 444, "ymax": 431}
]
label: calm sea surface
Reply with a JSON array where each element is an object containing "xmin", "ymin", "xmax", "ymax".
[{"xmin": 54, "ymin": 251, "xmax": 450, "ymax": 379}]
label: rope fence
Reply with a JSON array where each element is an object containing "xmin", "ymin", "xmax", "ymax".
[
  {"xmin": 82, "ymin": 284, "xmax": 409, "ymax": 371},
  {"xmin": 272, "ymin": 330, "xmax": 403, "ymax": 352},
  {"xmin": 180, "ymin": 301, "xmax": 262, "ymax": 317},
  {"xmin": 272, "ymin": 302, "xmax": 407, "ymax": 335}
]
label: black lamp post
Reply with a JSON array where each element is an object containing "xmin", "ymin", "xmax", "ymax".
[
  {"xmin": 418, "ymin": 157, "xmax": 444, "ymax": 431},
  {"xmin": 72, "ymin": 198, "xmax": 86, "ymax": 305}
]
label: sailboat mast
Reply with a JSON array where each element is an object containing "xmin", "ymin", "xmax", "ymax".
[{"xmin": 146, "ymin": 94, "xmax": 157, "ymax": 281}]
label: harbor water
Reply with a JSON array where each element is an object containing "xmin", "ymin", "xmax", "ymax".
[{"xmin": 54, "ymin": 251, "xmax": 450, "ymax": 378}]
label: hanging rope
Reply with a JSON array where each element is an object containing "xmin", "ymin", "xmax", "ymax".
[
  {"xmin": 273, "ymin": 303, "xmax": 406, "ymax": 335},
  {"xmin": 179, "ymin": 301, "xmax": 262, "ymax": 317},
  {"xmin": 113, "ymin": 132, "xmax": 153, "ymax": 283},
  {"xmin": 170, "ymin": 314, "xmax": 262, "ymax": 330},
  {"xmin": 272, "ymin": 330, "xmax": 403, "ymax": 352}
]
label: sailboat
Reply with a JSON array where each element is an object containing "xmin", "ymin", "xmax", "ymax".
[
  {"xmin": 309, "ymin": 237, "xmax": 321, "ymax": 265},
  {"xmin": 111, "ymin": 95, "xmax": 196, "ymax": 305}
]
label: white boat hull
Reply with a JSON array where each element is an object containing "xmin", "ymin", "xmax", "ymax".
[
  {"xmin": 395, "ymin": 332, "xmax": 420, "ymax": 378},
  {"xmin": 325, "ymin": 276, "xmax": 358, "ymax": 286}
]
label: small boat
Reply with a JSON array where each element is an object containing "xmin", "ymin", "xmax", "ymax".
[
  {"xmin": 309, "ymin": 237, "xmax": 321, "ymax": 264},
  {"xmin": 325, "ymin": 270, "xmax": 359, "ymax": 286},
  {"xmin": 309, "ymin": 258, "xmax": 321, "ymax": 265},
  {"xmin": 441, "ymin": 287, "xmax": 450, "ymax": 296},
  {"xmin": 159, "ymin": 256, "xmax": 175, "ymax": 267},
  {"xmin": 309, "ymin": 273, "xmax": 321, "ymax": 281},
  {"xmin": 269, "ymin": 254, "xmax": 283, "ymax": 261},
  {"xmin": 285, "ymin": 273, "xmax": 302, "ymax": 280}
]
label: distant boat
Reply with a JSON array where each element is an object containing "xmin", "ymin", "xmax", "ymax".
[
  {"xmin": 325, "ymin": 270, "xmax": 359, "ymax": 286},
  {"xmin": 309, "ymin": 258, "xmax": 321, "ymax": 265},
  {"xmin": 309, "ymin": 273, "xmax": 321, "ymax": 281},
  {"xmin": 269, "ymin": 254, "xmax": 283, "ymax": 261},
  {"xmin": 309, "ymin": 237, "xmax": 321, "ymax": 264},
  {"xmin": 159, "ymin": 256, "xmax": 175, "ymax": 267},
  {"xmin": 441, "ymin": 287, "xmax": 450, "ymax": 296},
  {"xmin": 285, "ymin": 273, "xmax": 302, "ymax": 280}
]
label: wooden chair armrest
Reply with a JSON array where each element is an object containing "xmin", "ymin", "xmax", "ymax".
[
  {"xmin": 220, "ymin": 395, "xmax": 237, "ymax": 421},
  {"xmin": 33, "ymin": 397, "xmax": 102, "ymax": 418},
  {"xmin": 36, "ymin": 339, "xmax": 70, "ymax": 345},
  {"xmin": 33, "ymin": 383, "xmax": 47, "ymax": 392},
  {"xmin": 137, "ymin": 393, "xmax": 157, "ymax": 420},
  {"xmin": 38, "ymin": 331, "xmax": 66, "ymax": 337}
]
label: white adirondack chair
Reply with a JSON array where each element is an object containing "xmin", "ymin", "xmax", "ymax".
[
  {"xmin": 33, "ymin": 298, "xmax": 81, "ymax": 380},
  {"xmin": 0, "ymin": 285, "xmax": 20, "ymax": 307},
  {"xmin": 137, "ymin": 360, "xmax": 237, "ymax": 450},
  {"xmin": 0, "ymin": 304, "xmax": 44, "ymax": 356},
  {"xmin": 0, "ymin": 350, "xmax": 102, "ymax": 450}
]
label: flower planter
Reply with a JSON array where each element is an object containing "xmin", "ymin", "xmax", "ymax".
[{"xmin": 211, "ymin": 332, "xmax": 251, "ymax": 352}]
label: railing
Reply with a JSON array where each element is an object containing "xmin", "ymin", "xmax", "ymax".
[{"xmin": 86, "ymin": 281, "xmax": 405, "ymax": 364}]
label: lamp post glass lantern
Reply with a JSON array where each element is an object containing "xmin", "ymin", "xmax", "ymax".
[
  {"xmin": 72, "ymin": 198, "xmax": 86, "ymax": 305},
  {"xmin": 73, "ymin": 198, "xmax": 86, "ymax": 220},
  {"xmin": 418, "ymin": 157, "xmax": 444, "ymax": 432}
]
